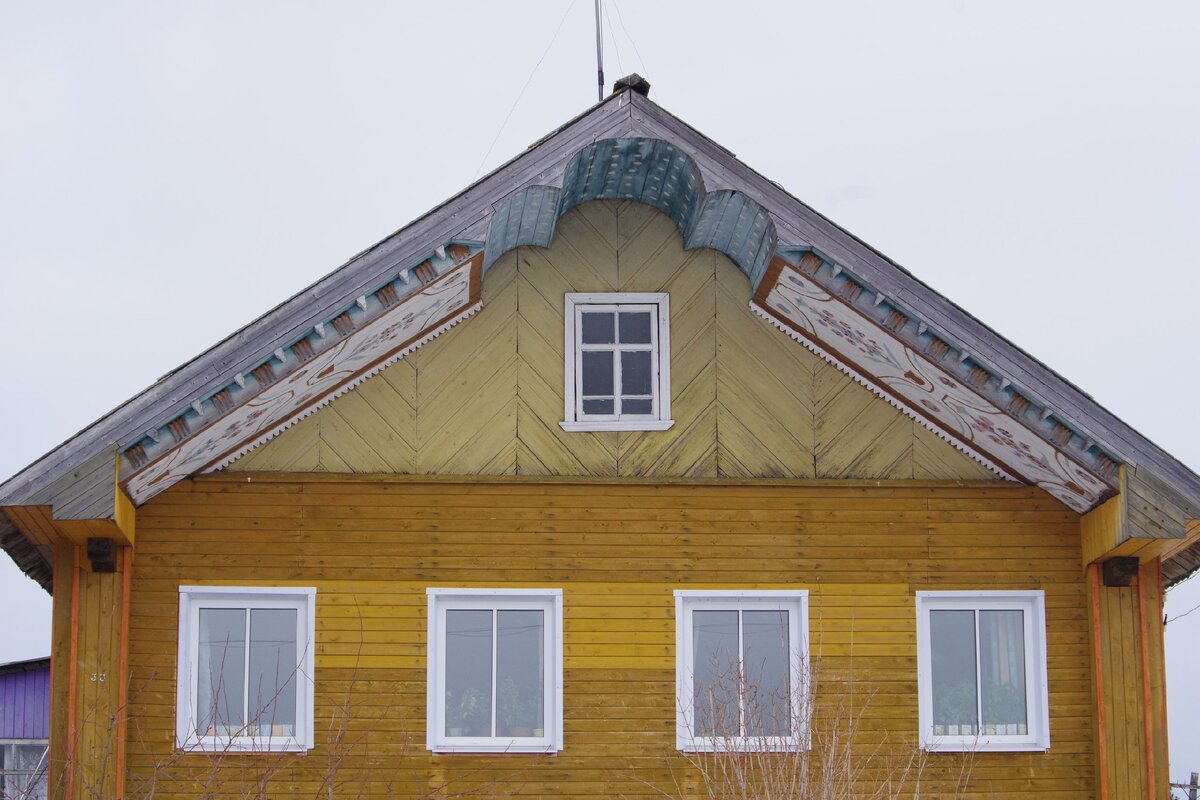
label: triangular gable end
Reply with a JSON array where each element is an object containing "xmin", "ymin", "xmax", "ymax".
[
  {"xmin": 2, "ymin": 84, "xmax": 1198, "ymax": 590},
  {"xmin": 227, "ymin": 200, "xmax": 998, "ymax": 482}
]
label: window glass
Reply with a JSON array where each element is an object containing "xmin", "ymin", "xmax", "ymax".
[
  {"xmin": 692, "ymin": 610, "xmax": 739, "ymax": 738},
  {"xmin": 929, "ymin": 609, "xmax": 978, "ymax": 736},
  {"xmin": 249, "ymin": 608, "xmax": 298, "ymax": 736},
  {"xmin": 581, "ymin": 351, "xmax": 614, "ymax": 397},
  {"xmin": 917, "ymin": 592, "xmax": 1047, "ymax": 752},
  {"xmin": 0, "ymin": 743, "xmax": 49, "ymax": 800},
  {"xmin": 197, "ymin": 608, "xmax": 247, "ymax": 736},
  {"xmin": 676, "ymin": 591, "xmax": 808, "ymax": 752},
  {"xmin": 177, "ymin": 586, "xmax": 315, "ymax": 751},
  {"xmin": 618, "ymin": 311, "xmax": 652, "ymax": 343},
  {"xmin": 428, "ymin": 590, "xmax": 562, "ymax": 753},
  {"xmin": 743, "ymin": 610, "xmax": 791, "ymax": 737},
  {"xmin": 979, "ymin": 609, "xmax": 1027, "ymax": 735},
  {"xmin": 496, "ymin": 610, "xmax": 545, "ymax": 736},
  {"xmin": 581, "ymin": 311, "xmax": 615, "ymax": 344},
  {"xmin": 621, "ymin": 351, "xmax": 653, "ymax": 396},
  {"xmin": 445, "ymin": 609, "xmax": 493, "ymax": 737},
  {"xmin": 563, "ymin": 294, "xmax": 672, "ymax": 431}
]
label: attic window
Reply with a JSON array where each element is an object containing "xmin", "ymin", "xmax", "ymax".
[{"xmin": 561, "ymin": 293, "xmax": 673, "ymax": 432}]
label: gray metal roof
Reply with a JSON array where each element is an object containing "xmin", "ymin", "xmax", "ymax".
[{"xmin": 3, "ymin": 86, "xmax": 1198, "ymax": 590}]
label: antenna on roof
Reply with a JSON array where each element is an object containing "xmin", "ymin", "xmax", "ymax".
[{"xmin": 594, "ymin": 0, "xmax": 605, "ymax": 101}]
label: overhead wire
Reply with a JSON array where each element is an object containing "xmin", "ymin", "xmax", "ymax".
[
  {"xmin": 611, "ymin": 0, "xmax": 652, "ymax": 95},
  {"xmin": 472, "ymin": 0, "xmax": 580, "ymax": 181},
  {"xmin": 1165, "ymin": 599, "xmax": 1200, "ymax": 626},
  {"xmin": 601, "ymin": 0, "xmax": 625, "ymax": 79}
]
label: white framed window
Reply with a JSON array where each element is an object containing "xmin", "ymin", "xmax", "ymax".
[
  {"xmin": 175, "ymin": 586, "xmax": 316, "ymax": 752},
  {"xmin": 426, "ymin": 589, "xmax": 563, "ymax": 754},
  {"xmin": 675, "ymin": 590, "xmax": 809, "ymax": 752},
  {"xmin": 915, "ymin": 590, "xmax": 1050, "ymax": 752},
  {"xmin": 561, "ymin": 292, "xmax": 673, "ymax": 432}
]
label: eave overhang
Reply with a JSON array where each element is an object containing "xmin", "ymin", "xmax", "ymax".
[{"xmin": 4, "ymin": 87, "xmax": 1199, "ymax": 590}]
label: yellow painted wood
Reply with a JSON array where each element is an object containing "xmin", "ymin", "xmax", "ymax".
[
  {"xmin": 2, "ymin": 505, "xmax": 58, "ymax": 547},
  {"xmin": 1088, "ymin": 561, "xmax": 1171, "ymax": 800},
  {"xmin": 48, "ymin": 544, "xmax": 127, "ymax": 800},
  {"xmin": 114, "ymin": 477, "xmax": 1095, "ymax": 799},
  {"xmin": 113, "ymin": 486, "xmax": 136, "ymax": 547},
  {"xmin": 230, "ymin": 202, "xmax": 995, "ymax": 483},
  {"xmin": 1142, "ymin": 561, "xmax": 1169, "ymax": 796},
  {"xmin": 1081, "ymin": 493, "xmax": 1125, "ymax": 566}
]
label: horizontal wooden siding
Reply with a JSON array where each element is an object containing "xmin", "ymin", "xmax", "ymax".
[{"xmin": 124, "ymin": 476, "xmax": 1092, "ymax": 799}]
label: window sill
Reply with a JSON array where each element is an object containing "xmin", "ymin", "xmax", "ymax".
[
  {"xmin": 430, "ymin": 742, "xmax": 561, "ymax": 754},
  {"xmin": 560, "ymin": 419, "xmax": 675, "ymax": 432},
  {"xmin": 177, "ymin": 739, "xmax": 313, "ymax": 754},
  {"xmin": 679, "ymin": 739, "xmax": 808, "ymax": 753},
  {"xmin": 923, "ymin": 737, "xmax": 1048, "ymax": 753}
]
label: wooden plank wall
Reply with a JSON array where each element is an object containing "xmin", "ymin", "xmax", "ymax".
[
  {"xmin": 122, "ymin": 476, "xmax": 1092, "ymax": 799},
  {"xmin": 231, "ymin": 201, "xmax": 994, "ymax": 483},
  {"xmin": 1089, "ymin": 560, "xmax": 1169, "ymax": 799},
  {"xmin": 48, "ymin": 543, "xmax": 125, "ymax": 800}
]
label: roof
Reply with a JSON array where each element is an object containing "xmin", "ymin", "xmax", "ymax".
[
  {"xmin": 3, "ymin": 81, "xmax": 1198, "ymax": 590},
  {"xmin": 0, "ymin": 657, "xmax": 50, "ymax": 676}
]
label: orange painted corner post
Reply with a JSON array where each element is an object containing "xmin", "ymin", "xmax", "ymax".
[
  {"xmin": 48, "ymin": 537, "xmax": 135, "ymax": 800},
  {"xmin": 48, "ymin": 542, "xmax": 76, "ymax": 800},
  {"xmin": 1136, "ymin": 566, "xmax": 1157, "ymax": 798},
  {"xmin": 114, "ymin": 544, "xmax": 132, "ymax": 799},
  {"xmin": 1087, "ymin": 563, "xmax": 1110, "ymax": 800},
  {"xmin": 1140, "ymin": 557, "xmax": 1170, "ymax": 794}
]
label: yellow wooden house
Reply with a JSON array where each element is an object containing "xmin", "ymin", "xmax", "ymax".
[{"xmin": 2, "ymin": 75, "xmax": 1197, "ymax": 799}]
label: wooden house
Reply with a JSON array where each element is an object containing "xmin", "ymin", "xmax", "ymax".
[{"xmin": 1, "ymin": 75, "xmax": 1197, "ymax": 799}]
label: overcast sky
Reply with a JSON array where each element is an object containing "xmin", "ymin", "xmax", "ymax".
[{"xmin": 1, "ymin": 0, "xmax": 1197, "ymax": 777}]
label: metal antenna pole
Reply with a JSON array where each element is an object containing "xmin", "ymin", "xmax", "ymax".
[{"xmin": 594, "ymin": 0, "xmax": 604, "ymax": 101}]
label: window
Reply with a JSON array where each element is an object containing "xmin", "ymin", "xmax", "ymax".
[
  {"xmin": 0, "ymin": 741, "xmax": 48, "ymax": 800},
  {"xmin": 916, "ymin": 591, "xmax": 1049, "ymax": 752},
  {"xmin": 426, "ymin": 589, "xmax": 563, "ymax": 753},
  {"xmin": 175, "ymin": 586, "xmax": 316, "ymax": 752},
  {"xmin": 675, "ymin": 590, "xmax": 809, "ymax": 752},
  {"xmin": 561, "ymin": 293, "xmax": 673, "ymax": 431}
]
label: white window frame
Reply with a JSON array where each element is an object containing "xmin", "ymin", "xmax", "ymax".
[
  {"xmin": 915, "ymin": 590, "xmax": 1050, "ymax": 752},
  {"xmin": 426, "ymin": 588, "xmax": 564, "ymax": 754},
  {"xmin": 561, "ymin": 292, "xmax": 673, "ymax": 432},
  {"xmin": 175, "ymin": 586, "xmax": 316, "ymax": 752},
  {"xmin": 0, "ymin": 739, "xmax": 48, "ymax": 800},
  {"xmin": 674, "ymin": 590, "xmax": 810, "ymax": 752}
]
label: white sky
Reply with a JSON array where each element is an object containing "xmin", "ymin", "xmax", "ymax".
[{"xmin": 1, "ymin": 0, "xmax": 1197, "ymax": 778}]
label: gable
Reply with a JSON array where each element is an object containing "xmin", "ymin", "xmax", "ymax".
[
  {"xmin": 3, "ymin": 88, "xmax": 1197, "ymax": 590},
  {"xmin": 230, "ymin": 201, "xmax": 993, "ymax": 482}
]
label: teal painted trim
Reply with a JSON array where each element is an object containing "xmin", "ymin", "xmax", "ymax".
[
  {"xmin": 688, "ymin": 190, "xmax": 776, "ymax": 288},
  {"xmin": 483, "ymin": 138, "xmax": 776, "ymax": 286},
  {"xmin": 483, "ymin": 187, "xmax": 562, "ymax": 271},
  {"xmin": 770, "ymin": 247, "xmax": 1124, "ymax": 484},
  {"xmin": 123, "ymin": 238, "xmax": 484, "ymax": 469},
  {"xmin": 559, "ymin": 138, "xmax": 705, "ymax": 242}
]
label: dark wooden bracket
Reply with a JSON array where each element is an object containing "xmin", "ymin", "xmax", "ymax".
[
  {"xmin": 87, "ymin": 537, "xmax": 117, "ymax": 573},
  {"xmin": 1101, "ymin": 556, "xmax": 1140, "ymax": 587}
]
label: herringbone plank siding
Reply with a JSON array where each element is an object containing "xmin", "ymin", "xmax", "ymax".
[{"xmin": 232, "ymin": 201, "xmax": 994, "ymax": 482}]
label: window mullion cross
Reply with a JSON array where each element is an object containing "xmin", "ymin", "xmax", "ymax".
[
  {"xmin": 243, "ymin": 608, "xmax": 253, "ymax": 738},
  {"xmin": 612, "ymin": 345, "xmax": 622, "ymax": 417},
  {"xmin": 973, "ymin": 609, "xmax": 983, "ymax": 736},
  {"xmin": 490, "ymin": 609, "xmax": 498, "ymax": 738},
  {"xmin": 737, "ymin": 609, "xmax": 745, "ymax": 739}
]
